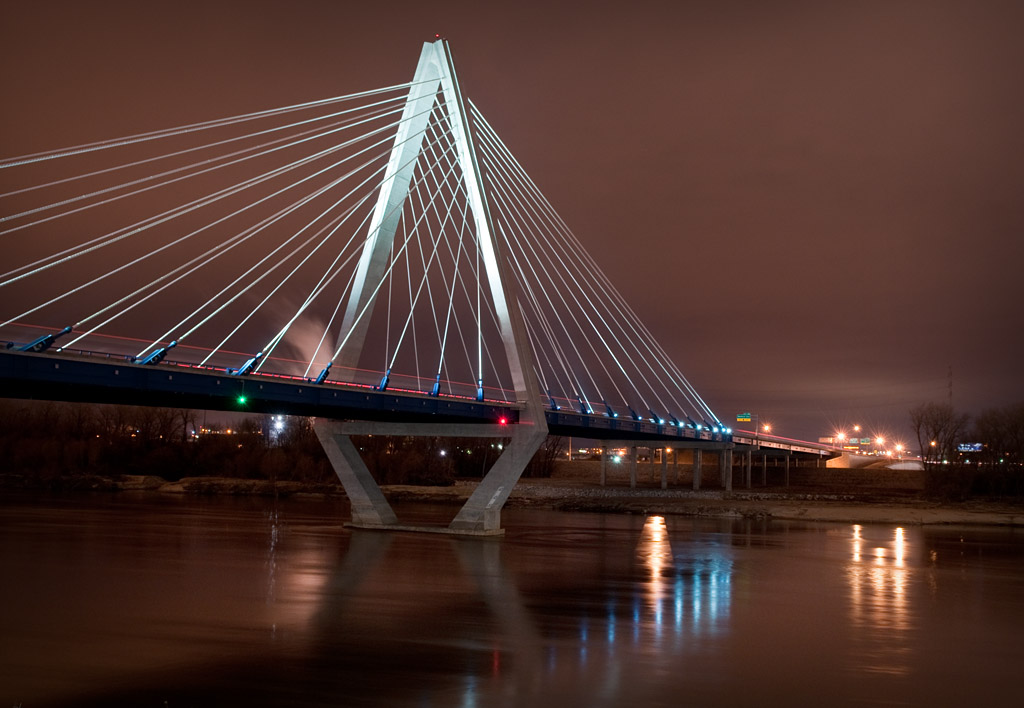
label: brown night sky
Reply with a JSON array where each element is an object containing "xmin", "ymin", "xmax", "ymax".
[{"xmin": 2, "ymin": 0, "xmax": 1022, "ymax": 444}]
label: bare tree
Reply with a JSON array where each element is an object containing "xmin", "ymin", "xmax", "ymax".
[
  {"xmin": 974, "ymin": 402, "xmax": 1024, "ymax": 467},
  {"xmin": 175, "ymin": 408, "xmax": 197, "ymax": 443},
  {"xmin": 910, "ymin": 402, "xmax": 969, "ymax": 465}
]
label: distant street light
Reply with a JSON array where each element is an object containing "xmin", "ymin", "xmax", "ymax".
[{"xmin": 835, "ymin": 431, "xmax": 846, "ymax": 450}]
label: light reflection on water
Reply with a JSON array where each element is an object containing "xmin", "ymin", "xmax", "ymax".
[
  {"xmin": 635, "ymin": 515, "xmax": 733, "ymax": 650},
  {"xmin": 1, "ymin": 497, "xmax": 1022, "ymax": 707},
  {"xmin": 848, "ymin": 524, "xmax": 911, "ymax": 676}
]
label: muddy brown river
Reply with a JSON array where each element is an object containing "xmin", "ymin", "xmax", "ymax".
[{"xmin": 1, "ymin": 493, "xmax": 1021, "ymax": 707}]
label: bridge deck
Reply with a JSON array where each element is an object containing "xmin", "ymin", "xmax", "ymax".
[{"xmin": 0, "ymin": 349, "xmax": 732, "ymax": 444}]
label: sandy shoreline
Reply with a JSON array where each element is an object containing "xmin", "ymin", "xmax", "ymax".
[
  {"xmin": 4, "ymin": 473, "xmax": 1021, "ymax": 527},
  {"xmin": 382, "ymin": 478, "xmax": 1024, "ymax": 527}
]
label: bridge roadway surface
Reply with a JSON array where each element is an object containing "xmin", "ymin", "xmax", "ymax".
[{"xmin": 0, "ymin": 348, "xmax": 737, "ymax": 445}]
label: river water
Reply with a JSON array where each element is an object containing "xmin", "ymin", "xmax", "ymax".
[{"xmin": 1, "ymin": 493, "xmax": 1022, "ymax": 707}]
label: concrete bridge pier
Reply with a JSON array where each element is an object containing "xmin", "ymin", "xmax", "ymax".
[
  {"xmin": 722, "ymin": 448, "xmax": 733, "ymax": 492},
  {"xmin": 314, "ymin": 421, "xmax": 399, "ymax": 527},
  {"xmin": 450, "ymin": 424, "xmax": 547, "ymax": 533},
  {"xmin": 660, "ymin": 448, "xmax": 668, "ymax": 489},
  {"xmin": 692, "ymin": 449, "xmax": 703, "ymax": 490},
  {"xmin": 600, "ymin": 445, "xmax": 608, "ymax": 486},
  {"xmin": 630, "ymin": 446, "xmax": 638, "ymax": 488},
  {"xmin": 315, "ymin": 419, "xmax": 545, "ymax": 535}
]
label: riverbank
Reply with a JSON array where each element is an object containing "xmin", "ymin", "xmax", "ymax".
[
  {"xmin": 4, "ymin": 471, "xmax": 1022, "ymax": 527},
  {"xmin": 387, "ymin": 478, "xmax": 1024, "ymax": 527}
]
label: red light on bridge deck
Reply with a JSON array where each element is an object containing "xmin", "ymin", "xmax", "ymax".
[{"xmin": 499, "ymin": 416, "xmax": 508, "ymax": 425}]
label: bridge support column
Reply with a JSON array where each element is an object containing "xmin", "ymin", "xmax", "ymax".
[
  {"xmin": 660, "ymin": 448, "xmax": 668, "ymax": 490},
  {"xmin": 316, "ymin": 420, "xmax": 544, "ymax": 534},
  {"xmin": 314, "ymin": 420, "xmax": 398, "ymax": 527},
  {"xmin": 761, "ymin": 453, "xmax": 767, "ymax": 486},
  {"xmin": 784, "ymin": 454, "xmax": 791, "ymax": 487},
  {"xmin": 600, "ymin": 446, "xmax": 608, "ymax": 487},
  {"xmin": 630, "ymin": 446, "xmax": 638, "ymax": 488},
  {"xmin": 449, "ymin": 424, "xmax": 547, "ymax": 533},
  {"xmin": 744, "ymin": 451, "xmax": 752, "ymax": 488},
  {"xmin": 692, "ymin": 449, "xmax": 702, "ymax": 490},
  {"xmin": 673, "ymin": 449, "xmax": 679, "ymax": 484},
  {"xmin": 722, "ymin": 449, "xmax": 733, "ymax": 492}
]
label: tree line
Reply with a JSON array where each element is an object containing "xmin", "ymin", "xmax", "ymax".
[
  {"xmin": 909, "ymin": 400, "xmax": 1024, "ymax": 498},
  {"xmin": 0, "ymin": 400, "xmax": 558, "ymax": 487}
]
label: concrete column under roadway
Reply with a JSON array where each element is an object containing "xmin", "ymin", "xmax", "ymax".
[
  {"xmin": 723, "ymin": 449, "xmax": 733, "ymax": 492},
  {"xmin": 692, "ymin": 449, "xmax": 703, "ymax": 490}
]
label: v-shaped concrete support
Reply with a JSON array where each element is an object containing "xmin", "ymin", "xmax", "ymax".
[{"xmin": 315, "ymin": 418, "xmax": 546, "ymax": 534}]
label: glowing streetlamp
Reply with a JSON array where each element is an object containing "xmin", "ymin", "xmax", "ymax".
[{"xmin": 835, "ymin": 431, "xmax": 846, "ymax": 450}]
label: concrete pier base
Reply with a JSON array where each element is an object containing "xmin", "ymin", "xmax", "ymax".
[{"xmin": 346, "ymin": 522, "xmax": 504, "ymax": 537}]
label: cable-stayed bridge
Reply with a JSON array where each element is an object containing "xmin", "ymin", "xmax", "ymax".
[{"xmin": 1, "ymin": 40, "xmax": 736, "ymax": 533}]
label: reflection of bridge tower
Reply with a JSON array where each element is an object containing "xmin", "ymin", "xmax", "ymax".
[{"xmin": 315, "ymin": 40, "xmax": 547, "ymax": 534}]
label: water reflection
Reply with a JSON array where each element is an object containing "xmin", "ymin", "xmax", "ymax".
[
  {"xmin": 634, "ymin": 515, "xmax": 733, "ymax": 647},
  {"xmin": 8, "ymin": 499, "xmax": 1023, "ymax": 707},
  {"xmin": 304, "ymin": 515, "xmax": 737, "ymax": 706},
  {"xmin": 847, "ymin": 524, "xmax": 911, "ymax": 676}
]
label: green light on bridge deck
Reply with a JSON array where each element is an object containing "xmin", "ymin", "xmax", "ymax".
[{"xmin": 237, "ymin": 395, "xmax": 248, "ymax": 405}]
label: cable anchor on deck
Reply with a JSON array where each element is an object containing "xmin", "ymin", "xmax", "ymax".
[
  {"xmin": 138, "ymin": 340, "xmax": 177, "ymax": 365},
  {"xmin": 18, "ymin": 325, "xmax": 72, "ymax": 353},
  {"xmin": 314, "ymin": 362, "xmax": 332, "ymax": 385},
  {"xmin": 228, "ymin": 352, "xmax": 263, "ymax": 376}
]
